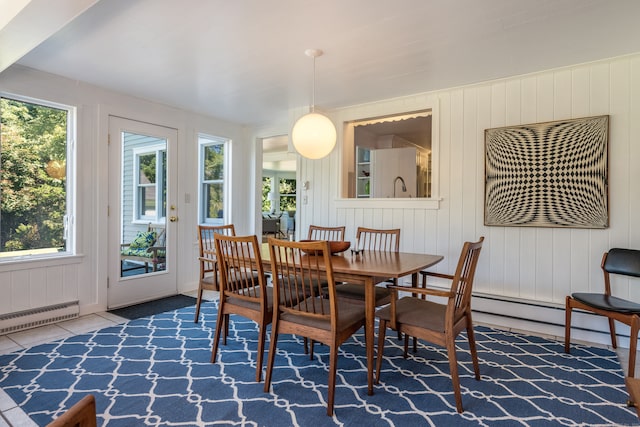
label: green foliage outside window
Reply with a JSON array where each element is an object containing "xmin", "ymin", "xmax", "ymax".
[
  {"xmin": 262, "ymin": 177, "xmax": 273, "ymax": 212},
  {"xmin": 0, "ymin": 97, "xmax": 68, "ymax": 253},
  {"xmin": 279, "ymin": 178, "xmax": 296, "ymax": 212},
  {"xmin": 204, "ymin": 144, "xmax": 224, "ymax": 218}
]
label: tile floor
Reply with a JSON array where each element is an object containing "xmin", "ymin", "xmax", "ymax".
[{"xmin": 0, "ymin": 292, "xmax": 636, "ymax": 426}]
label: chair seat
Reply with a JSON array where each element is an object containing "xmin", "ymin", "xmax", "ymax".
[
  {"xmin": 281, "ymin": 297, "xmax": 365, "ymax": 331},
  {"xmin": 335, "ymin": 283, "xmax": 392, "ymax": 305},
  {"xmin": 572, "ymin": 292, "xmax": 640, "ymax": 314},
  {"xmin": 377, "ymin": 297, "xmax": 446, "ymax": 332},
  {"xmin": 227, "ymin": 285, "xmax": 275, "ymax": 311}
]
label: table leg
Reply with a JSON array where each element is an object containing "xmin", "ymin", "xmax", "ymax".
[{"xmin": 364, "ymin": 276, "xmax": 375, "ymax": 395}]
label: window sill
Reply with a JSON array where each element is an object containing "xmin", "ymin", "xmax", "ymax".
[
  {"xmin": 0, "ymin": 254, "xmax": 85, "ymax": 273},
  {"xmin": 334, "ymin": 198, "xmax": 441, "ymax": 210}
]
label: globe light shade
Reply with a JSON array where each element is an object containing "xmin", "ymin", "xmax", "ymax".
[{"xmin": 291, "ymin": 112, "xmax": 337, "ymax": 159}]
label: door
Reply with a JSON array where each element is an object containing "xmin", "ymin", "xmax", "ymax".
[{"xmin": 108, "ymin": 116, "xmax": 178, "ymax": 308}]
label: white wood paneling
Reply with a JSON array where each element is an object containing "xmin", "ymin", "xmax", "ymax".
[
  {"xmin": 0, "ymin": 65, "xmax": 247, "ymax": 319},
  {"xmin": 301, "ymin": 53, "xmax": 640, "ymax": 341}
]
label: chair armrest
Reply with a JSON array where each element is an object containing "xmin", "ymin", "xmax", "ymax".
[
  {"xmin": 420, "ymin": 271, "xmax": 454, "ymax": 280},
  {"xmin": 387, "ymin": 284, "xmax": 454, "ymax": 298}
]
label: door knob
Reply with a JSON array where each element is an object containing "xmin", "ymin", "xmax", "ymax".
[{"xmin": 169, "ymin": 216, "xmax": 178, "ymax": 222}]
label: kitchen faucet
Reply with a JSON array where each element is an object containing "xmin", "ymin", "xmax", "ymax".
[{"xmin": 393, "ymin": 176, "xmax": 407, "ymax": 197}]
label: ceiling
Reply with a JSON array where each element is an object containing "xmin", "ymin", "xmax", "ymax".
[{"xmin": 3, "ymin": 0, "xmax": 640, "ymax": 127}]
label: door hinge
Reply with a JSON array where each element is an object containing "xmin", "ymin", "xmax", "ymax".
[
  {"xmin": 107, "ymin": 277, "xmax": 110, "ymax": 288},
  {"xmin": 108, "ymin": 133, "xmax": 110, "ymax": 145}
]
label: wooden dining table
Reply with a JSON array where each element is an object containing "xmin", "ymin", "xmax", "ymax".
[{"xmin": 258, "ymin": 243, "xmax": 443, "ymax": 395}]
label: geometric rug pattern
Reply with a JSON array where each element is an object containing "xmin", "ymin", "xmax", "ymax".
[{"xmin": 0, "ymin": 300, "xmax": 638, "ymax": 426}]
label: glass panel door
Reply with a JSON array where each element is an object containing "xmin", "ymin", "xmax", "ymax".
[{"xmin": 108, "ymin": 116, "xmax": 177, "ymax": 308}]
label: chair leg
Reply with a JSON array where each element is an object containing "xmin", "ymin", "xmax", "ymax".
[
  {"xmin": 194, "ymin": 287, "xmax": 204, "ymax": 323},
  {"xmin": 628, "ymin": 315, "xmax": 640, "ymax": 378},
  {"xmin": 609, "ymin": 318, "xmax": 618, "ymax": 349},
  {"xmin": 375, "ymin": 320, "xmax": 388, "ymax": 384},
  {"xmin": 466, "ymin": 315, "xmax": 481, "ymax": 380},
  {"xmin": 564, "ymin": 297, "xmax": 572, "ymax": 353},
  {"xmin": 211, "ymin": 304, "xmax": 225, "ymax": 363},
  {"xmin": 446, "ymin": 337, "xmax": 464, "ymax": 413},
  {"xmin": 403, "ymin": 333, "xmax": 409, "ymax": 358},
  {"xmin": 327, "ymin": 342, "xmax": 338, "ymax": 416},
  {"xmin": 255, "ymin": 313, "xmax": 268, "ymax": 383},
  {"xmin": 224, "ymin": 314, "xmax": 230, "ymax": 345},
  {"xmin": 264, "ymin": 319, "xmax": 280, "ymax": 392}
]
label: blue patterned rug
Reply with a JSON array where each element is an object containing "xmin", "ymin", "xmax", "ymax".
[{"xmin": 0, "ymin": 300, "xmax": 637, "ymax": 426}]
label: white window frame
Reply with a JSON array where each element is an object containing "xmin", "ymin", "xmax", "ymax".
[
  {"xmin": 0, "ymin": 92, "xmax": 76, "ymax": 261},
  {"xmin": 132, "ymin": 144, "xmax": 166, "ymax": 223},
  {"xmin": 198, "ymin": 134, "xmax": 229, "ymax": 225}
]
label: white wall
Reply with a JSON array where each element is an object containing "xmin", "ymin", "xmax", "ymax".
[
  {"xmin": 295, "ymin": 53, "xmax": 640, "ymax": 346},
  {"xmin": 0, "ymin": 65, "xmax": 252, "ymax": 315}
]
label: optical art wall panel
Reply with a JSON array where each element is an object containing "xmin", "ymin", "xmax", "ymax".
[{"xmin": 484, "ymin": 115, "xmax": 609, "ymax": 228}]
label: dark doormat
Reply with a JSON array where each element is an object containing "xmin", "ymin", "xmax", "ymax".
[{"xmin": 108, "ymin": 294, "xmax": 196, "ymax": 320}]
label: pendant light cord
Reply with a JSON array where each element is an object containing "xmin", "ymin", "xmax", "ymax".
[{"xmin": 311, "ymin": 55, "xmax": 316, "ymax": 113}]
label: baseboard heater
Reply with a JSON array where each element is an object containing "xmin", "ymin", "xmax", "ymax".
[
  {"xmin": 0, "ymin": 301, "xmax": 79, "ymax": 334},
  {"xmin": 471, "ymin": 293, "xmax": 630, "ymax": 342}
]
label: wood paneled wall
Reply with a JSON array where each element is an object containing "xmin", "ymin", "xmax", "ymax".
[{"xmin": 296, "ymin": 54, "xmax": 640, "ymax": 344}]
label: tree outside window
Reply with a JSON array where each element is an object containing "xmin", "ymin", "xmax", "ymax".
[
  {"xmin": 199, "ymin": 135, "xmax": 227, "ymax": 224},
  {"xmin": 0, "ymin": 96, "xmax": 72, "ymax": 257},
  {"xmin": 279, "ymin": 178, "xmax": 296, "ymax": 212}
]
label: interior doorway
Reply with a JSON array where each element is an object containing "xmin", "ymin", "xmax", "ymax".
[{"xmin": 261, "ymin": 135, "xmax": 297, "ymax": 241}]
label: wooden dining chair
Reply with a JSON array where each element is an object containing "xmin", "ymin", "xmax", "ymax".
[
  {"xmin": 565, "ymin": 248, "xmax": 640, "ymax": 378},
  {"xmin": 211, "ymin": 233, "xmax": 271, "ymax": 382},
  {"xmin": 195, "ymin": 224, "xmax": 235, "ymax": 323},
  {"xmin": 46, "ymin": 394, "xmax": 97, "ymax": 427},
  {"xmin": 307, "ymin": 225, "xmax": 346, "ymax": 241},
  {"xmin": 264, "ymin": 238, "xmax": 366, "ymax": 416},
  {"xmin": 375, "ymin": 237, "xmax": 484, "ymax": 413},
  {"xmin": 334, "ymin": 227, "xmax": 400, "ymax": 306}
]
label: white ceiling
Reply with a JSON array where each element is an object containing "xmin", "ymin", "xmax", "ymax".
[{"xmin": 4, "ymin": 0, "xmax": 640, "ymax": 127}]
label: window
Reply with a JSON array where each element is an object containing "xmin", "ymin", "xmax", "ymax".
[
  {"xmin": 199, "ymin": 134, "xmax": 228, "ymax": 224},
  {"xmin": 0, "ymin": 94, "xmax": 75, "ymax": 259},
  {"xmin": 133, "ymin": 145, "xmax": 166, "ymax": 222},
  {"xmin": 262, "ymin": 176, "xmax": 274, "ymax": 213},
  {"xmin": 279, "ymin": 178, "xmax": 296, "ymax": 212}
]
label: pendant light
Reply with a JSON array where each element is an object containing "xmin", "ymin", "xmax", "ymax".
[{"xmin": 291, "ymin": 49, "xmax": 337, "ymax": 160}]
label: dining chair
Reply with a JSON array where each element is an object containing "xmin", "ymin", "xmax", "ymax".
[
  {"xmin": 46, "ymin": 394, "xmax": 97, "ymax": 427},
  {"xmin": 264, "ymin": 238, "xmax": 367, "ymax": 416},
  {"xmin": 307, "ymin": 224, "xmax": 346, "ymax": 241},
  {"xmin": 334, "ymin": 227, "xmax": 401, "ymax": 306},
  {"xmin": 195, "ymin": 224, "xmax": 235, "ymax": 323},
  {"xmin": 211, "ymin": 233, "xmax": 271, "ymax": 382},
  {"xmin": 375, "ymin": 237, "xmax": 484, "ymax": 413},
  {"xmin": 626, "ymin": 377, "xmax": 640, "ymax": 417},
  {"xmin": 565, "ymin": 248, "xmax": 640, "ymax": 378}
]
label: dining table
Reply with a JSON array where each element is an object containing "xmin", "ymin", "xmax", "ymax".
[{"xmin": 258, "ymin": 242, "xmax": 443, "ymax": 395}]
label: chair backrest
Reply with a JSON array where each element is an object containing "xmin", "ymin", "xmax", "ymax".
[
  {"xmin": 214, "ymin": 233, "xmax": 267, "ymax": 304},
  {"xmin": 603, "ymin": 248, "xmax": 640, "ymax": 277},
  {"xmin": 307, "ymin": 225, "xmax": 345, "ymax": 241},
  {"xmin": 355, "ymin": 227, "xmax": 400, "ymax": 252},
  {"xmin": 47, "ymin": 394, "xmax": 97, "ymax": 427},
  {"xmin": 199, "ymin": 224, "xmax": 236, "ymax": 258},
  {"xmin": 447, "ymin": 237, "xmax": 484, "ymax": 317},
  {"xmin": 601, "ymin": 248, "xmax": 640, "ymax": 295},
  {"xmin": 268, "ymin": 238, "xmax": 336, "ymax": 321}
]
